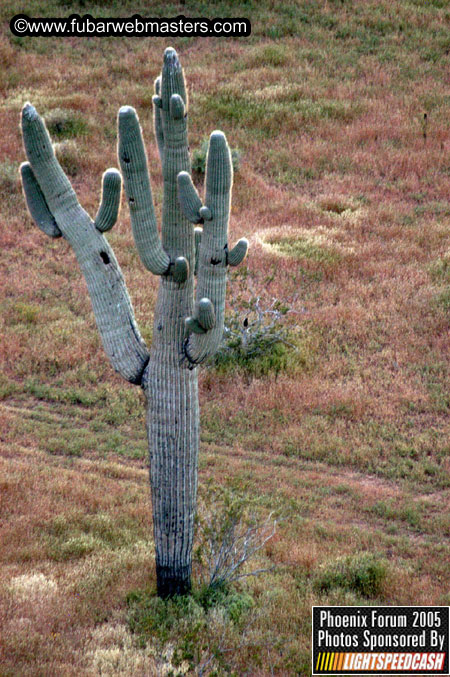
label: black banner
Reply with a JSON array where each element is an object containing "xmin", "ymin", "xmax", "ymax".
[{"xmin": 312, "ymin": 606, "xmax": 449, "ymax": 674}]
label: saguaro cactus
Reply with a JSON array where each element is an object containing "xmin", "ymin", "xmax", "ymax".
[{"xmin": 20, "ymin": 47, "xmax": 248, "ymax": 597}]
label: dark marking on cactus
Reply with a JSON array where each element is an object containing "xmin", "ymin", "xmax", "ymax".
[
  {"xmin": 122, "ymin": 154, "xmax": 130, "ymax": 164},
  {"xmin": 182, "ymin": 337, "xmax": 200, "ymax": 369},
  {"xmin": 129, "ymin": 197, "xmax": 135, "ymax": 204},
  {"xmin": 210, "ymin": 257, "xmax": 221, "ymax": 265},
  {"xmin": 100, "ymin": 251, "xmax": 110, "ymax": 264}
]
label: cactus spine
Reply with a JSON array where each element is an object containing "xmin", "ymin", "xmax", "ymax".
[{"xmin": 20, "ymin": 48, "xmax": 247, "ymax": 597}]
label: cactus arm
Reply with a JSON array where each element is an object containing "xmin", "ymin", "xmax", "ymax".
[
  {"xmin": 21, "ymin": 103, "xmax": 149, "ymax": 385},
  {"xmin": 199, "ymin": 205, "xmax": 212, "ymax": 221},
  {"xmin": 185, "ymin": 316, "xmax": 206, "ymax": 334},
  {"xmin": 157, "ymin": 48, "xmax": 193, "ymax": 266},
  {"xmin": 197, "ymin": 297, "xmax": 216, "ymax": 330},
  {"xmin": 173, "ymin": 256, "xmax": 189, "ymax": 283},
  {"xmin": 20, "ymin": 162, "xmax": 61, "ymax": 238},
  {"xmin": 94, "ymin": 168, "xmax": 122, "ymax": 232},
  {"xmin": 177, "ymin": 171, "xmax": 203, "ymax": 223},
  {"xmin": 184, "ymin": 297, "xmax": 215, "ymax": 335},
  {"xmin": 22, "ymin": 104, "xmax": 81, "ymax": 219},
  {"xmin": 183, "ymin": 131, "xmax": 233, "ymax": 365},
  {"xmin": 228, "ymin": 237, "xmax": 249, "ymax": 266},
  {"xmin": 170, "ymin": 93, "xmax": 186, "ymax": 120},
  {"xmin": 161, "ymin": 47, "xmax": 187, "ymax": 111},
  {"xmin": 118, "ymin": 106, "xmax": 170, "ymax": 275}
]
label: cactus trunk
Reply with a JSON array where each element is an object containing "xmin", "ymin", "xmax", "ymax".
[
  {"xmin": 20, "ymin": 47, "xmax": 247, "ymax": 598},
  {"xmin": 143, "ymin": 279, "xmax": 199, "ymax": 597},
  {"xmin": 145, "ymin": 363, "xmax": 199, "ymax": 596}
]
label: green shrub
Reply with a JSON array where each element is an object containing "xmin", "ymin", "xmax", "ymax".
[
  {"xmin": 0, "ymin": 373, "xmax": 17, "ymax": 399},
  {"xmin": 313, "ymin": 552, "xmax": 388, "ymax": 598},
  {"xmin": 47, "ymin": 533, "xmax": 98, "ymax": 560},
  {"xmin": 434, "ymin": 288, "xmax": 450, "ymax": 311},
  {"xmin": 54, "ymin": 140, "xmax": 80, "ymax": 177},
  {"xmin": 266, "ymin": 235, "xmax": 341, "ymax": 264},
  {"xmin": 126, "ymin": 584, "xmax": 256, "ymax": 673},
  {"xmin": 209, "ymin": 271, "xmax": 302, "ymax": 378},
  {"xmin": 45, "ymin": 108, "xmax": 88, "ymax": 139},
  {"xmin": 212, "ymin": 329, "xmax": 296, "ymax": 378},
  {"xmin": 127, "ymin": 584, "xmax": 253, "ymax": 641},
  {"xmin": 194, "ymin": 482, "xmax": 276, "ymax": 588},
  {"xmin": 0, "ymin": 161, "xmax": 19, "ymax": 194},
  {"xmin": 429, "ymin": 255, "xmax": 450, "ymax": 283},
  {"xmin": 5, "ymin": 301, "xmax": 40, "ymax": 325}
]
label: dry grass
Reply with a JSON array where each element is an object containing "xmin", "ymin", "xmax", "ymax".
[{"xmin": 1, "ymin": 0, "xmax": 449, "ymax": 674}]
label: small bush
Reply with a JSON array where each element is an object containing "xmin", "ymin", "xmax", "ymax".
[
  {"xmin": 0, "ymin": 373, "xmax": 17, "ymax": 399},
  {"xmin": 252, "ymin": 44, "xmax": 290, "ymax": 67},
  {"xmin": 319, "ymin": 197, "xmax": 355, "ymax": 215},
  {"xmin": 266, "ymin": 235, "xmax": 341, "ymax": 265},
  {"xmin": 54, "ymin": 140, "xmax": 80, "ymax": 177},
  {"xmin": 127, "ymin": 585, "xmax": 253, "ymax": 642},
  {"xmin": 47, "ymin": 533, "xmax": 98, "ymax": 561},
  {"xmin": 434, "ymin": 287, "xmax": 450, "ymax": 311},
  {"xmin": 313, "ymin": 553, "xmax": 388, "ymax": 598},
  {"xmin": 0, "ymin": 161, "xmax": 19, "ymax": 194},
  {"xmin": 192, "ymin": 138, "xmax": 241, "ymax": 175},
  {"xmin": 428, "ymin": 254, "xmax": 450, "ymax": 283},
  {"xmin": 126, "ymin": 584, "xmax": 256, "ymax": 674},
  {"xmin": 194, "ymin": 482, "xmax": 276, "ymax": 588},
  {"xmin": 4, "ymin": 301, "xmax": 40, "ymax": 325},
  {"xmin": 45, "ymin": 108, "xmax": 88, "ymax": 139},
  {"xmin": 46, "ymin": 435, "xmax": 84, "ymax": 457},
  {"xmin": 209, "ymin": 271, "xmax": 302, "ymax": 378},
  {"xmin": 212, "ymin": 329, "xmax": 296, "ymax": 378}
]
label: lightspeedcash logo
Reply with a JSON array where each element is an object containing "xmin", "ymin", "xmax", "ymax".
[{"xmin": 312, "ymin": 606, "xmax": 449, "ymax": 674}]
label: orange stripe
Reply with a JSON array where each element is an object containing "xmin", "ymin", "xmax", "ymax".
[
  {"xmin": 333, "ymin": 653, "xmax": 339, "ymax": 670},
  {"xmin": 339, "ymin": 653, "xmax": 345, "ymax": 670}
]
